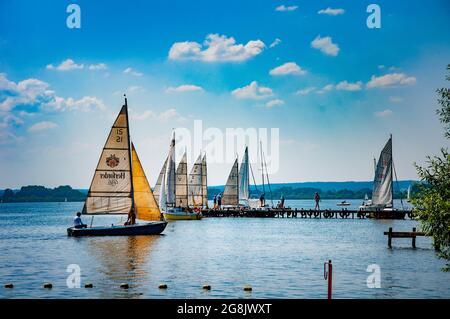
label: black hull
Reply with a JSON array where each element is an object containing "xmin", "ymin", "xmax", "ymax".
[
  {"xmin": 67, "ymin": 221, "xmax": 167, "ymax": 237},
  {"xmin": 367, "ymin": 211, "xmax": 406, "ymax": 220}
]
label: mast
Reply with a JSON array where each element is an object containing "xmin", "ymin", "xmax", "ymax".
[
  {"xmin": 124, "ymin": 95, "xmax": 135, "ymax": 216},
  {"xmin": 260, "ymin": 141, "xmax": 265, "ymax": 194}
]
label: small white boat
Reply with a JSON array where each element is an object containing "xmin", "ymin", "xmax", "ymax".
[{"xmin": 337, "ymin": 201, "xmax": 350, "ymax": 206}]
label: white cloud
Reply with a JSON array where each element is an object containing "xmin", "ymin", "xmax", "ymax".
[
  {"xmin": 366, "ymin": 73, "xmax": 416, "ymax": 88},
  {"xmin": 295, "ymin": 87, "xmax": 316, "ymax": 95},
  {"xmin": 88, "ymin": 63, "xmax": 107, "ymax": 71},
  {"xmin": 316, "ymin": 84, "xmax": 334, "ymax": 94},
  {"xmin": 269, "ymin": 38, "xmax": 281, "ymax": 48},
  {"xmin": 269, "ymin": 62, "xmax": 306, "ymax": 76},
  {"xmin": 336, "ymin": 80, "xmax": 363, "ymax": 91},
  {"xmin": 374, "ymin": 109, "xmax": 393, "ymax": 117},
  {"xmin": 231, "ymin": 81, "xmax": 273, "ymax": 100},
  {"xmin": 169, "ymin": 34, "xmax": 265, "ymax": 62},
  {"xmin": 158, "ymin": 108, "xmax": 186, "ymax": 122},
  {"xmin": 165, "ymin": 84, "xmax": 204, "ymax": 93},
  {"xmin": 131, "ymin": 110, "xmax": 154, "ymax": 121},
  {"xmin": 275, "ymin": 5, "xmax": 298, "ymax": 12},
  {"xmin": 28, "ymin": 121, "xmax": 58, "ymax": 132},
  {"xmin": 123, "ymin": 67, "xmax": 143, "ymax": 77},
  {"xmin": 378, "ymin": 65, "xmax": 385, "ymax": 70},
  {"xmin": 311, "ymin": 35, "xmax": 340, "ymax": 56},
  {"xmin": 46, "ymin": 96, "xmax": 106, "ymax": 112},
  {"xmin": 46, "ymin": 59, "xmax": 84, "ymax": 71},
  {"xmin": 318, "ymin": 8, "xmax": 345, "ymax": 16},
  {"xmin": 266, "ymin": 99, "xmax": 285, "ymax": 108}
]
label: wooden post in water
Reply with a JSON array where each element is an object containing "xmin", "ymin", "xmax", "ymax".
[
  {"xmin": 388, "ymin": 227, "xmax": 392, "ymax": 248},
  {"xmin": 412, "ymin": 227, "xmax": 416, "ymax": 248}
]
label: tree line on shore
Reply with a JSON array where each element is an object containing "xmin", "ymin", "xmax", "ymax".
[{"xmin": 1, "ymin": 184, "xmax": 417, "ymax": 203}]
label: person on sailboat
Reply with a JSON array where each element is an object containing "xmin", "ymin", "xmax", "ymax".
[
  {"xmin": 73, "ymin": 212, "xmax": 87, "ymax": 229},
  {"xmin": 314, "ymin": 192, "xmax": 320, "ymax": 210},
  {"xmin": 124, "ymin": 210, "xmax": 136, "ymax": 226},
  {"xmin": 213, "ymin": 194, "xmax": 217, "ymax": 209}
]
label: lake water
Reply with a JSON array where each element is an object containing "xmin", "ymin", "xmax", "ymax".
[{"xmin": 0, "ymin": 200, "xmax": 449, "ymax": 299}]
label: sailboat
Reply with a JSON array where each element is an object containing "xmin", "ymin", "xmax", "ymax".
[
  {"xmin": 221, "ymin": 158, "xmax": 239, "ymax": 206},
  {"xmin": 359, "ymin": 135, "xmax": 406, "ymax": 219},
  {"xmin": 67, "ymin": 98, "xmax": 167, "ymax": 236},
  {"xmin": 160, "ymin": 134, "xmax": 202, "ymax": 220},
  {"xmin": 406, "ymin": 185, "xmax": 411, "ymax": 203}
]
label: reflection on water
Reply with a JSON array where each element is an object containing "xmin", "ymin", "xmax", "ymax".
[{"xmin": 0, "ymin": 201, "xmax": 449, "ymax": 299}]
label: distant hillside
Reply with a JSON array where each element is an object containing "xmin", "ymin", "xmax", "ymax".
[
  {"xmin": 1, "ymin": 185, "xmax": 85, "ymax": 203},
  {"xmin": 1, "ymin": 180, "xmax": 420, "ymax": 202}
]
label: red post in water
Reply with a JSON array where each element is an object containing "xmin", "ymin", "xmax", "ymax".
[{"xmin": 324, "ymin": 260, "xmax": 333, "ymax": 299}]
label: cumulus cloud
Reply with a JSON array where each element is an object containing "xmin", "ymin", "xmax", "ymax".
[
  {"xmin": 275, "ymin": 5, "xmax": 298, "ymax": 12},
  {"xmin": 366, "ymin": 73, "xmax": 416, "ymax": 88},
  {"xmin": 316, "ymin": 84, "xmax": 334, "ymax": 94},
  {"xmin": 46, "ymin": 59, "xmax": 84, "ymax": 71},
  {"xmin": 269, "ymin": 38, "xmax": 281, "ymax": 48},
  {"xmin": 158, "ymin": 108, "xmax": 186, "ymax": 122},
  {"xmin": 269, "ymin": 62, "xmax": 306, "ymax": 76},
  {"xmin": 168, "ymin": 34, "xmax": 265, "ymax": 62},
  {"xmin": 231, "ymin": 81, "xmax": 273, "ymax": 100},
  {"xmin": 266, "ymin": 99, "xmax": 285, "ymax": 108},
  {"xmin": 374, "ymin": 109, "xmax": 393, "ymax": 117},
  {"xmin": 336, "ymin": 80, "xmax": 363, "ymax": 91},
  {"xmin": 318, "ymin": 8, "xmax": 345, "ymax": 15},
  {"xmin": 131, "ymin": 110, "xmax": 154, "ymax": 121},
  {"xmin": 123, "ymin": 67, "xmax": 143, "ymax": 76},
  {"xmin": 389, "ymin": 96, "xmax": 403, "ymax": 103},
  {"xmin": 295, "ymin": 87, "xmax": 316, "ymax": 95},
  {"xmin": 165, "ymin": 84, "xmax": 204, "ymax": 93},
  {"xmin": 28, "ymin": 121, "xmax": 58, "ymax": 132},
  {"xmin": 311, "ymin": 35, "xmax": 340, "ymax": 56},
  {"xmin": 88, "ymin": 63, "xmax": 107, "ymax": 71}
]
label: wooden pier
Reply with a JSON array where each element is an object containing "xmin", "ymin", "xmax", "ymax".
[
  {"xmin": 201, "ymin": 208, "xmax": 415, "ymax": 220},
  {"xmin": 384, "ymin": 227, "xmax": 427, "ymax": 248}
]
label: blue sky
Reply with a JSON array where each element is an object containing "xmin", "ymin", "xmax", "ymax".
[{"xmin": 0, "ymin": 0, "xmax": 449, "ymax": 188}]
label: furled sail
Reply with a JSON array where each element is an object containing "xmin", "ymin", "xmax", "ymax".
[
  {"xmin": 372, "ymin": 137, "xmax": 393, "ymax": 207},
  {"xmin": 153, "ymin": 157, "xmax": 167, "ymax": 204},
  {"xmin": 165, "ymin": 133, "xmax": 176, "ymax": 206},
  {"xmin": 201, "ymin": 154, "xmax": 208, "ymax": 207},
  {"xmin": 175, "ymin": 152, "xmax": 188, "ymax": 207},
  {"xmin": 238, "ymin": 147, "xmax": 250, "ymax": 203},
  {"xmin": 222, "ymin": 158, "xmax": 239, "ymax": 206},
  {"xmin": 188, "ymin": 154, "xmax": 203, "ymax": 207},
  {"xmin": 83, "ymin": 104, "xmax": 133, "ymax": 215},
  {"xmin": 159, "ymin": 170, "xmax": 167, "ymax": 211},
  {"xmin": 131, "ymin": 143, "xmax": 161, "ymax": 221}
]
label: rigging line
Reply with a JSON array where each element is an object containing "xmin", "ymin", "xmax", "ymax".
[
  {"xmin": 249, "ymin": 162, "xmax": 260, "ymax": 194},
  {"xmin": 392, "ymin": 159, "xmax": 404, "ymax": 210},
  {"xmin": 262, "ymin": 148, "xmax": 274, "ymax": 207}
]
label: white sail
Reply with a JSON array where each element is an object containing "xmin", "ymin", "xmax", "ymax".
[
  {"xmin": 175, "ymin": 152, "xmax": 188, "ymax": 207},
  {"xmin": 372, "ymin": 137, "xmax": 393, "ymax": 207},
  {"xmin": 201, "ymin": 154, "xmax": 208, "ymax": 207},
  {"xmin": 222, "ymin": 158, "xmax": 239, "ymax": 206},
  {"xmin": 83, "ymin": 103, "xmax": 133, "ymax": 215},
  {"xmin": 159, "ymin": 170, "xmax": 167, "ymax": 212},
  {"xmin": 238, "ymin": 147, "xmax": 250, "ymax": 203},
  {"xmin": 188, "ymin": 154, "xmax": 203, "ymax": 206},
  {"xmin": 165, "ymin": 133, "xmax": 176, "ymax": 206},
  {"xmin": 407, "ymin": 185, "xmax": 411, "ymax": 201},
  {"xmin": 153, "ymin": 157, "xmax": 167, "ymax": 204}
]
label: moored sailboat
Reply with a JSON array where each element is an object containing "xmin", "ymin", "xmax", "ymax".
[
  {"xmin": 160, "ymin": 134, "xmax": 202, "ymax": 220},
  {"xmin": 67, "ymin": 98, "xmax": 167, "ymax": 236},
  {"xmin": 359, "ymin": 135, "xmax": 406, "ymax": 219}
]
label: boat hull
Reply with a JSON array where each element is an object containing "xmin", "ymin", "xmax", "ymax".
[
  {"xmin": 163, "ymin": 211, "xmax": 202, "ymax": 220},
  {"xmin": 67, "ymin": 221, "xmax": 167, "ymax": 237},
  {"xmin": 366, "ymin": 211, "xmax": 406, "ymax": 220}
]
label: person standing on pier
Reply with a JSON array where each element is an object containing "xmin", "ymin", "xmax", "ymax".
[
  {"xmin": 280, "ymin": 195, "xmax": 285, "ymax": 209},
  {"xmin": 260, "ymin": 192, "xmax": 266, "ymax": 207},
  {"xmin": 213, "ymin": 194, "xmax": 217, "ymax": 209},
  {"xmin": 314, "ymin": 192, "xmax": 320, "ymax": 210},
  {"xmin": 217, "ymin": 193, "xmax": 222, "ymax": 209}
]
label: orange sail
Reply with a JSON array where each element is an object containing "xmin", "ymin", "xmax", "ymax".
[{"xmin": 131, "ymin": 143, "xmax": 162, "ymax": 221}]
